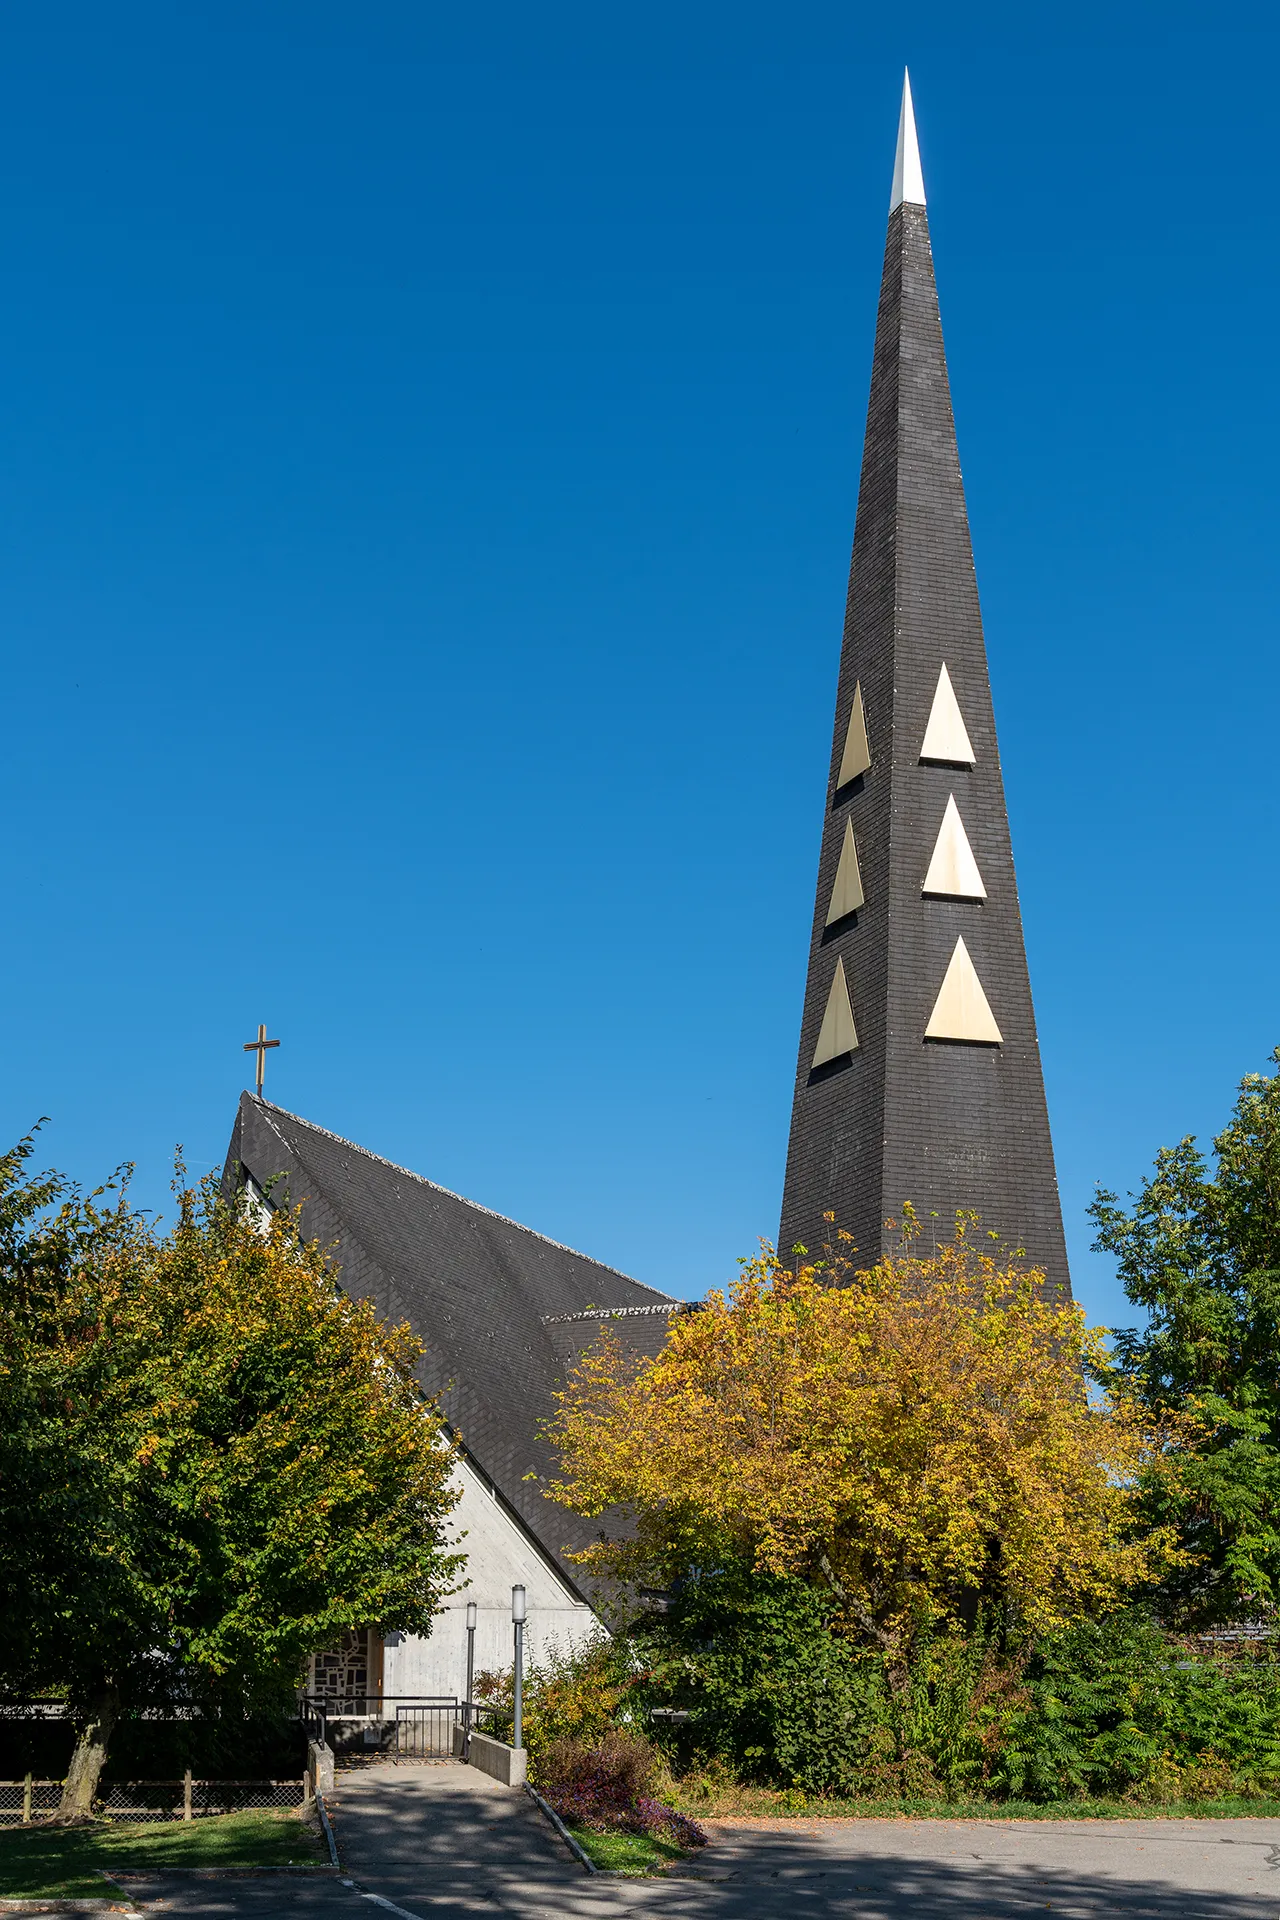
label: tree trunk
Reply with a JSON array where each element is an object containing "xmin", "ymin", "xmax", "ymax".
[{"xmin": 58, "ymin": 1687, "xmax": 119, "ymax": 1821}]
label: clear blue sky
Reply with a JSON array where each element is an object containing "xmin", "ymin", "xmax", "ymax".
[{"xmin": 2, "ymin": 1, "xmax": 1276, "ymax": 1333}]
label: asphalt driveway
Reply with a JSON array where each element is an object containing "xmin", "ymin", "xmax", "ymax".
[{"xmin": 113, "ymin": 1761, "xmax": 1280, "ymax": 1920}]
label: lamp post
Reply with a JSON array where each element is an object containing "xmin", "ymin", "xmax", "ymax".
[
  {"xmin": 464, "ymin": 1602, "xmax": 477, "ymax": 1754},
  {"xmin": 511, "ymin": 1585, "xmax": 526, "ymax": 1751}
]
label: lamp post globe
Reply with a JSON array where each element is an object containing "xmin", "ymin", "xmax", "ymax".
[
  {"xmin": 463, "ymin": 1601, "xmax": 478, "ymax": 1751},
  {"xmin": 511, "ymin": 1586, "xmax": 527, "ymax": 1750}
]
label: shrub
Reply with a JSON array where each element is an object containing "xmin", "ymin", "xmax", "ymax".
[
  {"xmin": 538, "ymin": 1730, "xmax": 706, "ymax": 1847},
  {"xmin": 646, "ymin": 1569, "xmax": 1280, "ymax": 1804},
  {"xmin": 525, "ymin": 1633, "xmax": 644, "ymax": 1753},
  {"xmin": 474, "ymin": 1631, "xmax": 646, "ymax": 1758},
  {"xmin": 648, "ymin": 1566, "xmax": 881, "ymax": 1794},
  {"xmin": 647, "ymin": 1564, "xmax": 1031, "ymax": 1798},
  {"xmin": 489, "ymin": 1586, "xmax": 1280, "ymax": 1807},
  {"xmin": 998, "ymin": 1610, "xmax": 1280, "ymax": 1802}
]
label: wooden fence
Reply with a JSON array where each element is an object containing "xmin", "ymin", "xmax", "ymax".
[{"xmin": 0, "ymin": 1773, "xmax": 309, "ymax": 1824}]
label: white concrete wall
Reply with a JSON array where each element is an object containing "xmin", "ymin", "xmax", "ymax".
[{"xmin": 383, "ymin": 1452, "xmax": 600, "ymax": 1702}]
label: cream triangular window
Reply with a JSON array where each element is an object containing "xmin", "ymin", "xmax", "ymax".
[
  {"xmin": 837, "ymin": 682, "xmax": 871, "ymax": 786},
  {"xmin": 812, "ymin": 957, "xmax": 859, "ymax": 1067},
  {"xmin": 922, "ymin": 795, "xmax": 986, "ymax": 899},
  {"xmin": 919, "ymin": 663, "xmax": 975, "ymax": 765},
  {"xmin": 925, "ymin": 937, "xmax": 1002, "ymax": 1045},
  {"xmin": 825, "ymin": 820, "xmax": 865, "ymax": 925}
]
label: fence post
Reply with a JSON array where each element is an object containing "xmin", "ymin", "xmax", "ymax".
[
  {"xmin": 183, "ymin": 1768, "xmax": 193, "ymax": 1822},
  {"xmin": 22, "ymin": 1773, "xmax": 31, "ymax": 1825}
]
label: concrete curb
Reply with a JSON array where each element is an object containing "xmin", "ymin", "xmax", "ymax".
[
  {"xmin": 522, "ymin": 1783, "xmax": 598, "ymax": 1875},
  {"xmin": 316, "ymin": 1792, "xmax": 341, "ymax": 1869},
  {"xmin": 106, "ymin": 1867, "xmax": 337, "ymax": 1877},
  {"xmin": 1, "ymin": 1904, "xmax": 142, "ymax": 1915}
]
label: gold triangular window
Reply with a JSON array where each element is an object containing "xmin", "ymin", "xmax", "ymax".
[
  {"xmin": 825, "ymin": 820, "xmax": 866, "ymax": 924},
  {"xmin": 812, "ymin": 957, "xmax": 859, "ymax": 1066},
  {"xmin": 919, "ymin": 663, "xmax": 975, "ymax": 765},
  {"xmin": 837, "ymin": 683, "xmax": 871, "ymax": 786},
  {"xmin": 925, "ymin": 937, "xmax": 1002, "ymax": 1045},
  {"xmin": 922, "ymin": 795, "xmax": 986, "ymax": 899}
]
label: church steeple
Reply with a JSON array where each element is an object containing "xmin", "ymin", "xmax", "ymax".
[{"xmin": 778, "ymin": 74, "xmax": 1070, "ymax": 1294}]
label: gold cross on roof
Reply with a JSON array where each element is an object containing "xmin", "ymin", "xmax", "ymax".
[{"xmin": 243, "ymin": 1023, "xmax": 280, "ymax": 1097}]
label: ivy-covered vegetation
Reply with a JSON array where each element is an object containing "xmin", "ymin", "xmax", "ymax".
[
  {"xmin": 508, "ymin": 1599, "xmax": 1280, "ymax": 1812},
  {"xmin": 646, "ymin": 1575, "xmax": 1280, "ymax": 1802}
]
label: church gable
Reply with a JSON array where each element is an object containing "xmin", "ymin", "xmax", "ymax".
[{"xmin": 223, "ymin": 1093, "xmax": 676, "ymax": 1592}]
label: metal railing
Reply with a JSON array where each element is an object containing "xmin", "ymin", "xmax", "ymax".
[{"xmin": 298, "ymin": 1694, "xmax": 506, "ymax": 1763}]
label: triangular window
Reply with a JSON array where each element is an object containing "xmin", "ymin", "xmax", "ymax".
[
  {"xmin": 922, "ymin": 795, "xmax": 986, "ymax": 899},
  {"xmin": 812, "ymin": 957, "xmax": 859, "ymax": 1066},
  {"xmin": 837, "ymin": 683, "xmax": 871, "ymax": 786},
  {"xmin": 826, "ymin": 819, "xmax": 866, "ymax": 924},
  {"xmin": 919, "ymin": 663, "xmax": 975, "ymax": 766},
  {"xmin": 925, "ymin": 937, "xmax": 1002, "ymax": 1045}
]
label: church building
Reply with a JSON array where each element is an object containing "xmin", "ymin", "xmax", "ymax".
[
  {"xmin": 222, "ymin": 73, "xmax": 1068, "ymax": 1714},
  {"xmin": 223, "ymin": 1093, "xmax": 685, "ymax": 1710}
]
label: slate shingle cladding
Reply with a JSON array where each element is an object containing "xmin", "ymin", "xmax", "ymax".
[
  {"xmin": 223, "ymin": 1094, "xmax": 682, "ymax": 1594},
  {"xmin": 778, "ymin": 201, "xmax": 1070, "ymax": 1298}
]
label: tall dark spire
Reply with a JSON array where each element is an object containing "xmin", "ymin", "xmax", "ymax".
[{"xmin": 778, "ymin": 74, "xmax": 1070, "ymax": 1295}]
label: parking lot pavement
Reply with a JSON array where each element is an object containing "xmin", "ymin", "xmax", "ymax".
[
  {"xmin": 113, "ymin": 1766, "xmax": 1280, "ymax": 1920},
  {"xmin": 673, "ymin": 1814, "xmax": 1280, "ymax": 1918}
]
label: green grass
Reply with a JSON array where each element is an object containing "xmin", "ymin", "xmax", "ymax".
[
  {"xmin": 0, "ymin": 1808, "xmax": 323, "ymax": 1899},
  {"xmin": 565, "ymin": 1823, "xmax": 687, "ymax": 1874}
]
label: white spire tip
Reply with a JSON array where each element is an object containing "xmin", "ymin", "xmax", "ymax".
[{"xmin": 889, "ymin": 68, "xmax": 926, "ymax": 212}]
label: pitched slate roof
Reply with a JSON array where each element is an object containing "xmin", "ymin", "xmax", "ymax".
[{"xmin": 223, "ymin": 1094, "xmax": 682, "ymax": 1594}]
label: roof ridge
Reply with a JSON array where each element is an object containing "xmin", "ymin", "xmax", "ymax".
[
  {"xmin": 247, "ymin": 1096, "xmax": 675, "ymax": 1303},
  {"xmin": 542, "ymin": 1303, "xmax": 692, "ymax": 1324}
]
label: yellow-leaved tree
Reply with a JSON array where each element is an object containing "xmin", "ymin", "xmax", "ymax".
[{"xmin": 545, "ymin": 1217, "xmax": 1184, "ymax": 1651}]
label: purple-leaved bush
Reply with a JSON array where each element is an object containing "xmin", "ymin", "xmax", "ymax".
[{"xmin": 538, "ymin": 1732, "xmax": 707, "ymax": 1848}]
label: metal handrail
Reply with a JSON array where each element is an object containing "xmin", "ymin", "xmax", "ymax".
[{"xmin": 297, "ymin": 1692, "xmax": 505, "ymax": 1760}]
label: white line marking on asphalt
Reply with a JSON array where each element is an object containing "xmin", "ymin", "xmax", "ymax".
[{"xmin": 358, "ymin": 1893, "xmax": 429, "ymax": 1920}]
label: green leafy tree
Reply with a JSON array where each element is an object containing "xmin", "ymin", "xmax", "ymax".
[
  {"xmin": 1091, "ymin": 1048, "xmax": 1280, "ymax": 1626},
  {"xmin": 0, "ymin": 1136, "xmax": 462, "ymax": 1816}
]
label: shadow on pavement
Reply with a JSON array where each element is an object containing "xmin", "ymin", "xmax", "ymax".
[
  {"xmin": 656, "ymin": 1817, "xmax": 1280, "ymax": 1919},
  {"xmin": 114, "ymin": 1776, "xmax": 1280, "ymax": 1919},
  {"xmin": 330, "ymin": 1763, "xmax": 566, "ymax": 1872}
]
